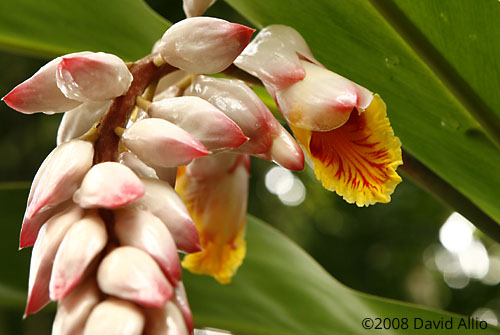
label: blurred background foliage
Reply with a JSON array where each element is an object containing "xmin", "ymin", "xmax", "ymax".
[{"xmin": 1, "ymin": 0, "xmax": 499, "ymax": 334}]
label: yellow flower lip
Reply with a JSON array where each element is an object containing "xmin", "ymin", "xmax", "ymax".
[{"xmin": 291, "ymin": 94, "xmax": 403, "ymax": 206}]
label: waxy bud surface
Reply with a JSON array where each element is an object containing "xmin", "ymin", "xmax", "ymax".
[{"xmin": 83, "ymin": 298, "xmax": 145, "ymax": 335}]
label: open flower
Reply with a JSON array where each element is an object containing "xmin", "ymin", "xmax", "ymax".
[
  {"xmin": 176, "ymin": 153, "xmax": 249, "ymax": 284},
  {"xmin": 235, "ymin": 25, "xmax": 402, "ymax": 206}
]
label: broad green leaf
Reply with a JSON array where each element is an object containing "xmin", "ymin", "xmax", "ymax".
[
  {"xmin": 185, "ymin": 216, "xmax": 500, "ymax": 335},
  {"xmin": 223, "ymin": 0, "xmax": 500, "ymax": 226},
  {"xmin": 0, "ymin": 0, "xmax": 170, "ymax": 60}
]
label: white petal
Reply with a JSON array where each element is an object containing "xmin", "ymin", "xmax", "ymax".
[
  {"xmin": 132, "ymin": 178, "xmax": 201, "ymax": 253},
  {"xmin": 122, "ymin": 118, "xmax": 210, "ymax": 168},
  {"xmin": 50, "ymin": 211, "xmax": 107, "ymax": 301},
  {"xmin": 119, "ymin": 151, "xmax": 158, "ymax": 179},
  {"xmin": 235, "ymin": 25, "xmax": 320, "ymax": 88},
  {"xmin": 148, "ymin": 96, "xmax": 247, "ymax": 151},
  {"xmin": 84, "ymin": 298, "xmax": 145, "ymax": 335},
  {"xmin": 25, "ymin": 140, "xmax": 93, "ymax": 220},
  {"xmin": 56, "ymin": 52, "xmax": 133, "ymax": 102},
  {"xmin": 97, "ymin": 246, "xmax": 172, "ymax": 308},
  {"xmin": 73, "ymin": 162, "xmax": 145, "ymax": 209},
  {"xmin": 158, "ymin": 17, "xmax": 254, "ymax": 74},
  {"xmin": 144, "ymin": 301, "xmax": 189, "ymax": 335},
  {"xmin": 183, "ymin": 0, "xmax": 216, "ymax": 17},
  {"xmin": 52, "ymin": 279, "xmax": 100, "ymax": 335},
  {"xmin": 114, "ymin": 208, "xmax": 181, "ymax": 285},
  {"xmin": 57, "ymin": 101, "xmax": 111, "ymax": 145}
]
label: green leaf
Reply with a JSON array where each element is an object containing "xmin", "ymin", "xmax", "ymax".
[
  {"xmin": 0, "ymin": 0, "xmax": 170, "ymax": 60},
  {"xmin": 185, "ymin": 216, "xmax": 500, "ymax": 334},
  {"xmin": 223, "ymin": 0, "xmax": 500, "ymax": 226}
]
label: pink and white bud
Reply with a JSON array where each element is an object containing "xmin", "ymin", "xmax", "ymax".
[
  {"xmin": 144, "ymin": 301, "xmax": 189, "ymax": 335},
  {"xmin": 83, "ymin": 298, "xmax": 145, "ymax": 335},
  {"xmin": 97, "ymin": 246, "xmax": 173, "ymax": 308},
  {"xmin": 73, "ymin": 162, "xmax": 145, "ymax": 209},
  {"xmin": 276, "ymin": 60, "xmax": 373, "ymax": 131},
  {"xmin": 19, "ymin": 200, "xmax": 71, "ymax": 249},
  {"xmin": 119, "ymin": 151, "xmax": 158, "ymax": 179},
  {"xmin": 52, "ymin": 279, "xmax": 100, "ymax": 335},
  {"xmin": 122, "ymin": 118, "xmax": 210, "ymax": 168},
  {"xmin": 265, "ymin": 124, "xmax": 304, "ymax": 171},
  {"xmin": 172, "ymin": 283, "xmax": 194, "ymax": 333},
  {"xmin": 183, "ymin": 0, "xmax": 216, "ymax": 17},
  {"xmin": 1, "ymin": 52, "xmax": 92, "ymax": 114},
  {"xmin": 114, "ymin": 208, "xmax": 181, "ymax": 285},
  {"xmin": 151, "ymin": 166, "xmax": 178, "ymax": 186},
  {"xmin": 57, "ymin": 101, "xmax": 111, "ymax": 145},
  {"xmin": 234, "ymin": 25, "xmax": 320, "ymax": 88},
  {"xmin": 133, "ymin": 178, "xmax": 201, "ymax": 253},
  {"xmin": 158, "ymin": 17, "xmax": 254, "ymax": 74},
  {"xmin": 56, "ymin": 52, "xmax": 133, "ymax": 102},
  {"xmin": 50, "ymin": 211, "xmax": 107, "ymax": 301},
  {"xmin": 148, "ymin": 96, "xmax": 248, "ymax": 151},
  {"xmin": 25, "ymin": 204, "xmax": 83, "ymax": 316},
  {"xmin": 186, "ymin": 75, "xmax": 276, "ymax": 155},
  {"xmin": 25, "ymin": 140, "xmax": 93, "ymax": 220},
  {"xmin": 153, "ymin": 70, "xmax": 187, "ymax": 102}
]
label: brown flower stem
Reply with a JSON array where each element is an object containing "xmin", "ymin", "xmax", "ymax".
[
  {"xmin": 400, "ymin": 150, "xmax": 500, "ymax": 243},
  {"xmin": 93, "ymin": 53, "xmax": 176, "ymax": 163}
]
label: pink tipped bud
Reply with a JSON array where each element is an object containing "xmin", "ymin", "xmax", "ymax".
[
  {"xmin": 133, "ymin": 178, "xmax": 201, "ymax": 253},
  {"xmin": 50, "ymin": 211, "xmax": 107, "ymax": 301},
  {"xmin": 56, "ymin": 52, "xmax": 133, "ymax": 102},
  {"xmin": 57, "ymin": 101, "xmax": 111, "ymax": 145},
  {"xmin": 187, "ymin": 75, "xmax": 277, "ymax": 155},
  {"xmin": 19, "ymin": 200, "xmax": 71, "ymax": 249},
  {"xmin": 73, "ymin": 162, "xmax": 145, "ymax": 209},
  {"xmin": 52, "ymin": 279, "xmax": 100, "ymax": 335},
  {"xmin": 268, "ymin": 124, "xmax": 304, "ymax": 171},
  {"xmin": 83, "ymin": 298, "xmax": 145, "ymax": 335},
  {"xmin": 148, "ymin": 96, "xmax": 248, "ymax": 151},
  {"xmin": 158, "ymin": 17, "xmax": 254, "ymax": 74},
  {"xmin": 25, "ymin": 204, "xmax": 83, "ymax": 316},
  {"xmin": 235, "ymin": 25, "xmax": 320, "ymax": 88},
  {"xmin": 119, "ymin": 151, "xmax": 158, "ymax": 179},
  {"xmin": 1, "ymin": 53, "xmax": 93, "ymax": 114},
  {"xmin": 276, "ymin": 60, "xmax": 374, "ymax": 131},
  {"xmin": 97, "ymin": 246, "xmax": 173, "ymax": 308},
  {"xmin": 183, "ymin": 0, "xmax": 216, "ymax": 17},
  {"xmin": 122, "ymin": 118, "xmax": 210, "ymax": 168},
  {"xmin": 152, "ymin": 70, "xmax": 187, "ymax": 102},
  {"xmin": 114, "ymin": 208, "xmax": 181, "ymax": 285},
  {"xmin": 144, "ymin": 302, "xmax": 189, "ymax": 335},
  {"xmin": 25, "ymin": 140, "xmax": 93, "ymax": 220},
  {"xmin": 172, "ymin": 282, "xmax": 194, "ymax": 332}
]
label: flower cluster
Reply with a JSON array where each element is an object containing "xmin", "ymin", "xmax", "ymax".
[{"xmin": 2, "ymin": 0, "xmax": 402, "ymax": 333}]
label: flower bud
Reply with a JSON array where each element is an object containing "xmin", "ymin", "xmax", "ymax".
[
  {"xmin": 73, "ymin": 162, "xmax": 145, "ymax": 209},
  {"xmin": 148, "ymin": 96, "xmax": 248, "ymax": 151},
  {"xmin": 97, "ymin": 246, "xmax": 173, "ymax": 308},
  {"xmin": 57, "ymin": 101, "xmax": 111, "ymax": 145},
  {"xmin": 50, "ymin": 211, "xmax": 107, "ymax": 301},
  {"xmin": 2, "ymin": 52, "xmax": 92, "ymax": 114},
  {"xmin": 133, "ymin": 178, "xmax": 201, "ymax": 253},
  {"xmin": 56, "ymin": 52, "xmax": 133, "ymax": 102},
  {"xmin": 186, "ymin": 76, "xmax": 276, "ymax": 155},
  {"xmin": 183, "ymin": 0, "xmax": 216, "ymax": 17},
  {"xmin": 158, "ymin": 17, "xmax": 254, "ymax": 74},
  {"xmin": 177, "ymin": 153, "xmax": 249, "ymax": 284},
  {"xmin": 25, "ymin": 204, "xmax": 83, "ymax": 316},
  {"xmin": 25, "ymin": 140, "xmax": 93, "ymax": 220},
  {"xmin": 83, "ymin": 298, "xmax": 145, "ymax": 335},
  {"xmin": 114, "ymin": 208, "xmax": 181, "ymax": 285},
  {"xmin": 259, "ymin": 123, "xmax": 304, "ymax": 171},
  {"xmin": 122, "ymin": 118, "xmax": 210, "ymax": 168},
  {"xmin": 235, "ymin": 24, "xmax": 320, "ymax": 88},
  {"xmin": 119, "ymin": 151, "xmax": 158, "ymax": 179},
  {"xmin": 52, "ymin": 279, "xmax": 100, "ymax": 335},
  {"xmin": 144, "ymin": 301, "xmax": 188, "ymax": 335},
  {"xmin": 172, "ymin": 282, "xmax": 194, "ymax": 332},
  {"xmin": 276, "ymin": 60, "xmax": 373, "ymax": 131}
]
